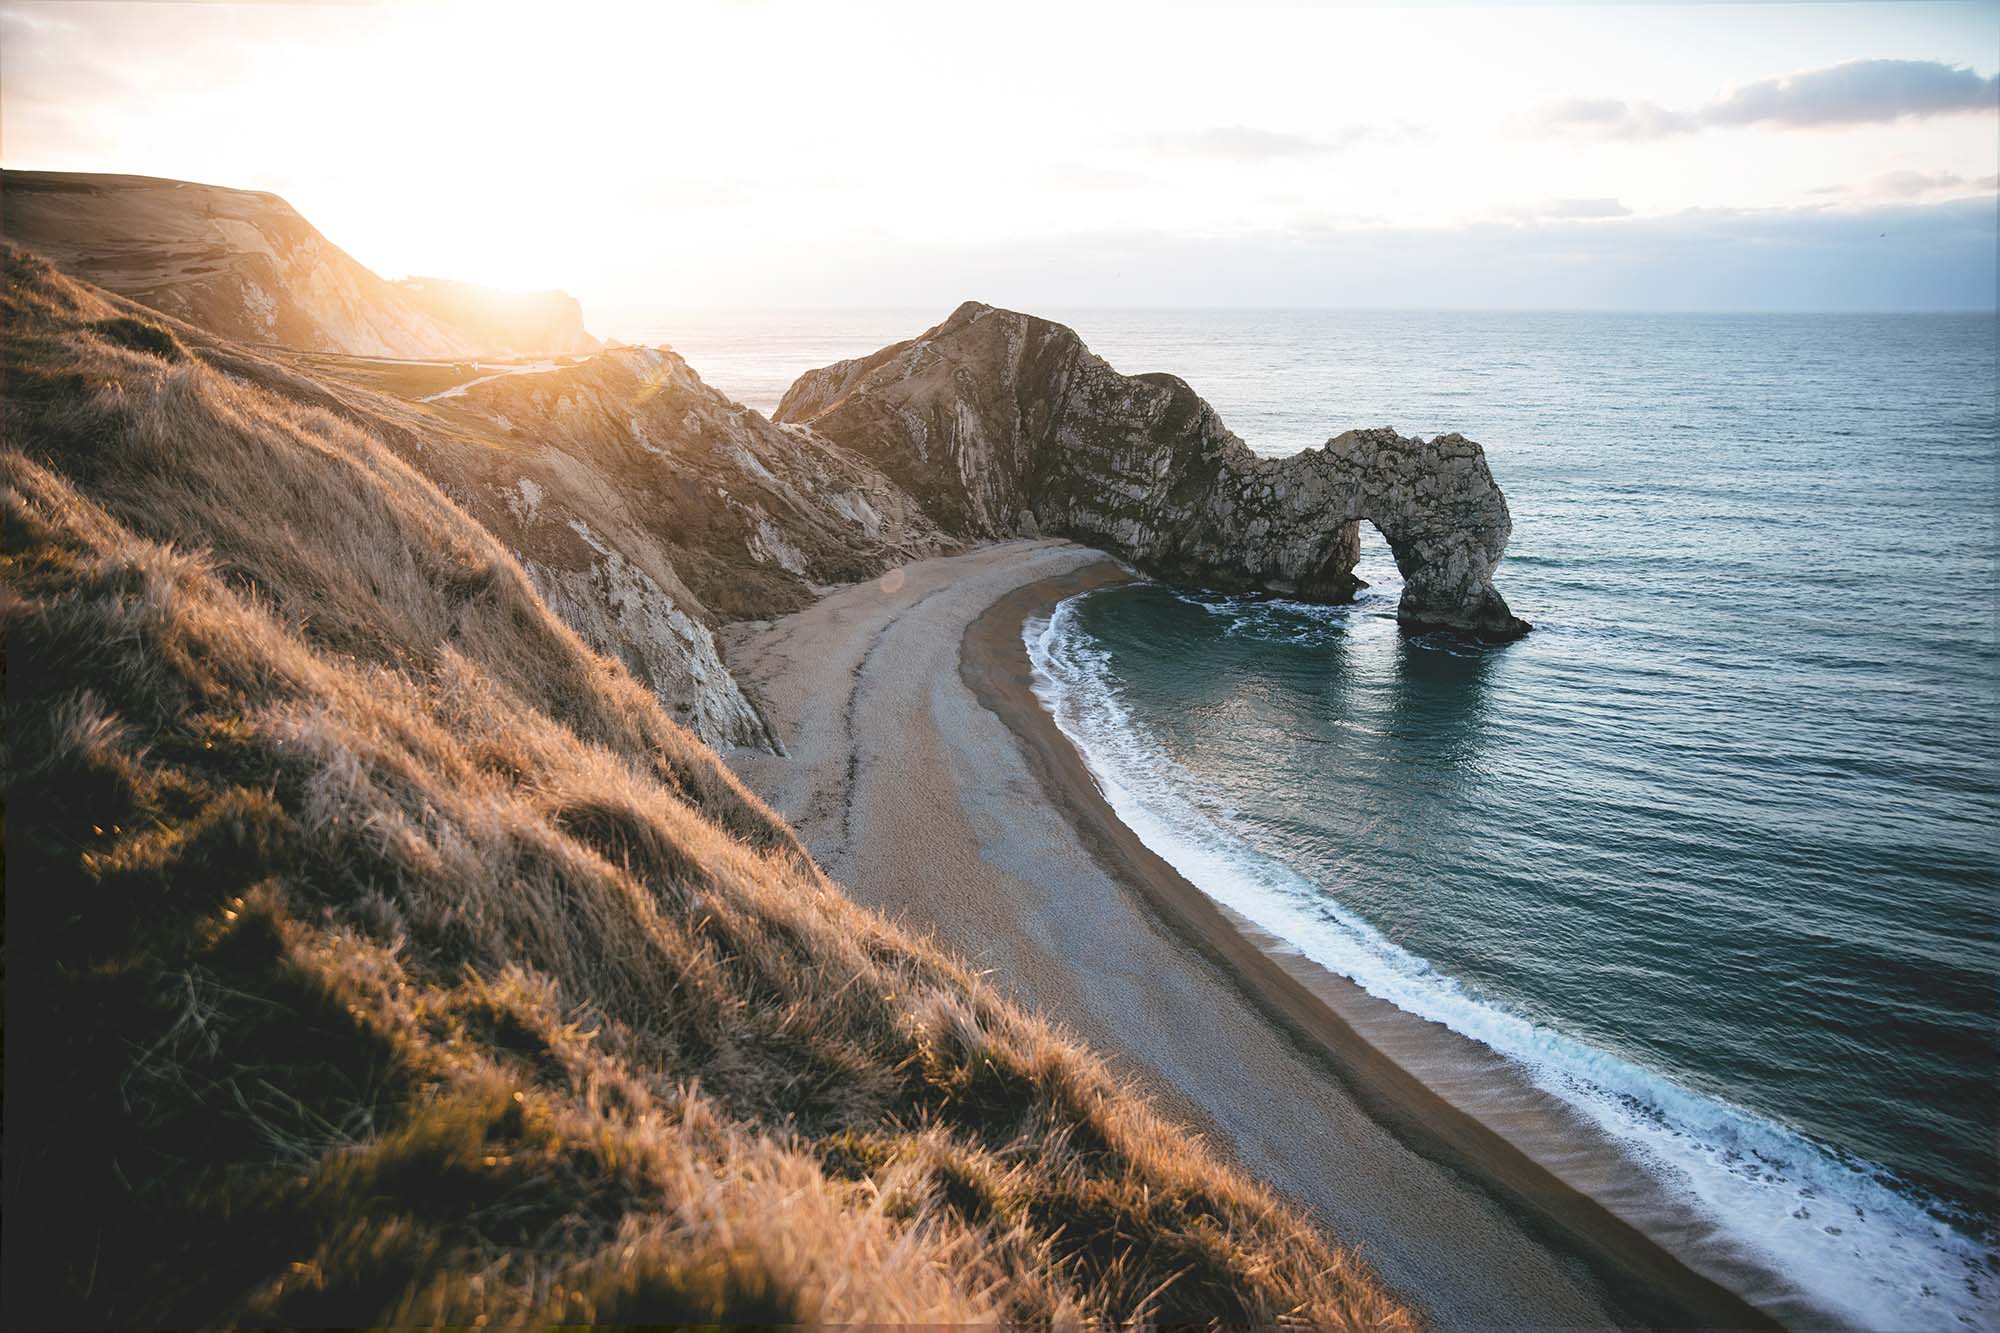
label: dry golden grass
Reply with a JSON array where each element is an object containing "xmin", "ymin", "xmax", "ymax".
[{"xmin": 0, "ymin": 244, "xmax": 1416, "ymax": 1329}]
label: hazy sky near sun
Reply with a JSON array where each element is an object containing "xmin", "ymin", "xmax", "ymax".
[{"xmin": 2, "ymin": 0, "xmax": 1995, "ymax": 323}]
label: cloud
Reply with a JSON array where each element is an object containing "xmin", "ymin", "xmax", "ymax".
[
  {"xmin": 599, "ymin": 197, "xmax": 1996, "ymax": 316},
  {"xmin": 1861, "ymin": 170, "xmax": 1966, "ymax": 199},
  {"xmin": 1037, "ymin": 164, "xmax": 1151, "ymax": 192},
  {"xmin": 1512, "ymin": 197, "xmax": 1634, "ymax": 220},
  {"xmin": 1706, "ymin": 59, "xmax": 1999, "ymax": 129},
  {"xmin": 1537, "ymin": 58, "xmax": 1999, "ymax": 138},
  {"xmin": 1534, "ymin": 98, "xmax": 1694, "ymax": 139},
  {"xmin": 1811, "ymin": 171, "xmax": 1998, "ymax": 201},
  {"xmin": 1135, "ymin": 122, "xmax": 1422, "ymax": 162}
]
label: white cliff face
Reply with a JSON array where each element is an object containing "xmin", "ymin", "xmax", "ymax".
[
  {"xmin": 523, "ymin": 546, "xmax": 772, "ymax": 749},
  {"xmin": 779, "ymin": 302, "xmax": 1530, "ymax": 639}
]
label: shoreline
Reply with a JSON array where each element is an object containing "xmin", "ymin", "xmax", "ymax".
[
  {"xmin": 963, "ymin": 558, "xmax": 1792, "ymax": 1330},
  {"xmin": 722, "ymin": 539, "xmax": 1790, "ymax": 1329}
]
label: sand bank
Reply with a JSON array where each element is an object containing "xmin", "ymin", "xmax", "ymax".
[{"xmin": 723, "ymin": 539, "xmax": 1784, "ymax": 1329}]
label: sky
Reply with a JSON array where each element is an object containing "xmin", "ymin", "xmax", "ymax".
[{"xmin": 1, "ymin": 0, "xmax": 1995, "ymax": 326}]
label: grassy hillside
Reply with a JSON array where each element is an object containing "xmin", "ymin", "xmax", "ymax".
[
  {"xmin": 1, "ymin": 230, "xmax": 945, "ymax": 750},
  {"xmin": 0, "ymin": 246, "xmax": 1414, "ymax": 1327}
]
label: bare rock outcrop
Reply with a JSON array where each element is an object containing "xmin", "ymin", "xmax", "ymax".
[
  {"xmin": 431, "ymin": 346, "xmax": 949, "ymax": 626},
  {"xmin": 778, "ymin": 301, "xmax": 1528, "ymax": 638}
]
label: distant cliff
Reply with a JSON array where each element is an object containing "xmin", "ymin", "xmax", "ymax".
[
  {"xmin": 0, "ymin": 171, "xmax": 596, "ymax": 360},
  {"xmin": 778, "ymin": 302, "xmax": 1528, "ymax": 638},
  {"xmin": 396, "ymin": 275, "xmax": 598, "ymax": 357}
]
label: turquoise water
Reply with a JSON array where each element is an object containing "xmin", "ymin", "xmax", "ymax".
[{"xmin": 661, "ymin": 309, "xmax": 1999, "ymax": 1328}]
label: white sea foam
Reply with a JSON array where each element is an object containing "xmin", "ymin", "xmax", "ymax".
[{"xmin": 1027, "ymin": 594, "xmax": 1997, "ymax": 1332}]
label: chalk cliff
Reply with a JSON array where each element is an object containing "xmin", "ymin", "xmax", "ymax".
[{"xmin": 779, "ymin": 301, "xmax": 1528, "ymax": 638}]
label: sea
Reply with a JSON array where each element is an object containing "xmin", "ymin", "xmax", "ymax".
[{"xmin": 641, "ymin": 308, "xmax": 2000, "ymax": 1331}]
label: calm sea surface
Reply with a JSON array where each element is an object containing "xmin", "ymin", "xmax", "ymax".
[{"xmin": 647, "ymin": 308, "xmax": 2000, "ymax": 1330}]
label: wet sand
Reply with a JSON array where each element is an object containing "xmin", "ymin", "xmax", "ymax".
[{"xmin": 723, "ymin": 539, "xmax": 1785, "ymax": 1330}]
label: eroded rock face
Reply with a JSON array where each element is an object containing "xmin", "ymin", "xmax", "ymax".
[
  {"xmin": 399, "ymin": 345, "xmax": 950, "ymax": 746},
  {"xmin": 777, "ymin": 302, "xmax": 1529, "ymax": 638},
  {"xmin": 438, "ymin": 346, "xmax": 949, "ymax": 621}
]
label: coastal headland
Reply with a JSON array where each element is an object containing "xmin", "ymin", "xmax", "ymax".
[{"xmin": 724, "ymin": 539, "xmax": 1787, "ymax": 1331}]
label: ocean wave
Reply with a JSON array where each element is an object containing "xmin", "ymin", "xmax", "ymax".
[
  {"xmin": 1026, "ymin": 592, "xmax": 1997, "ymax": 1332},
  {"xmin": 1182, "ymin": 591, "xmax": 1376, "ymax": 647},
  {"xmin": 1180, "ymin": 587, "xmax": 1547, "ymax": 655}
]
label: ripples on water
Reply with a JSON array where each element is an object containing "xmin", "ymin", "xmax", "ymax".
[{"xmin": 662, "ymin": 308, "xmax": 1999, "ymax": 1329}]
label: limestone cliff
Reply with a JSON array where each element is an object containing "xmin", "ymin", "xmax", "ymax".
[{"xmin": 778, "ymin": 301, "xmax": 1529, "ymax": 638}]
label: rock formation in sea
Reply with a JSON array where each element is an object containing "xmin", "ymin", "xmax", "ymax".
[
  {"xmin": 778, "ymin": 301, "xmax": 1529, "ymax": 638},
  {"xmin": 0, "ymin": 171, "xmax": 595, "ymax": 359}
]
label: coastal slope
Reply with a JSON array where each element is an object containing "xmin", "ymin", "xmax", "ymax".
[
  {"xmin": 0, "ymin": 230, "xmax": 945, "ymax": 748},
  {"xmin": 778, "ymin": 301, "xmax": 1529, "ymax": 637},
  {"xmin": 0, "ymin": 245, "xmax": 1412, "ymax": 1328}
]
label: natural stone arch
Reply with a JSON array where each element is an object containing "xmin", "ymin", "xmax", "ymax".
[
  {"xmin": 1279, "ymin": 429, "xmax": 1528, "ymax": 639},
  {"xmin": 779, "ymin": 302, "xmax": 1530, "ymax": 640}
]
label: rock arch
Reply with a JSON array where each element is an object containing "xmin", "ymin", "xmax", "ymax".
[
  {"xmin": 1281, "ymin": 429, "xmax": 1528, "ymax": 638},
  {"xmin": 778, "ymin": 302, "xmax": 1530, "ymax": 640}
]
